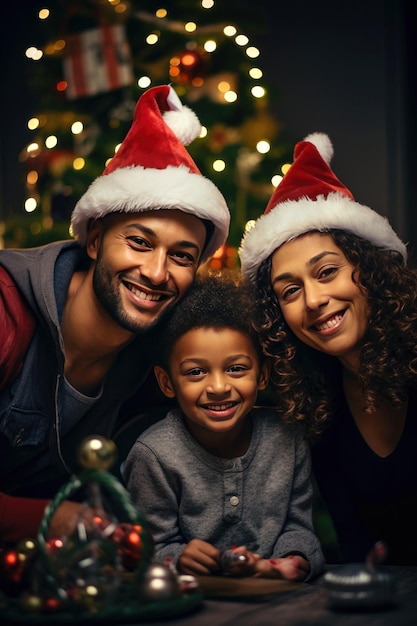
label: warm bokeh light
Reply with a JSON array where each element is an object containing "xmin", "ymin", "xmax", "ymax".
[
  {"xmin": 249, "ymin": 67, "xmax": 263, "ymax": 79},
  {"xmin": 235, "ymin": 35, "xmax": 249, "ymax": 46},
  {"xmin": 25, "ymin": 198, "xmax": 37, "ymax": 213},
  {"xmin": 73, "ymin": 157, "xmax": 85, "ymax": 170},
  {"xmin": 25, "ymin": 47, "xmax": 43, "ymax": 61},
  {"xmin": 246, "ymin": 46, "xmax": 260, "ymax": 59},
  {"xmin": 213, "ymin": 159, "xmax": 226, "ymax": 172},
  {"xmin": 28, "ymin": 118, "xmax": 40, "ymax": 131},
  {"xmin": 224, "ymin": 90, "xmax": 237, "ymax": 103},
  {"xmin": 45, "ymin": 136, "xmax": 58, "ymax": 149},
  {"xmin": 224, "ymin": 25, "xmax": 237, "ymax": 37},
  {"xmin": 27, "ymin": 171, "xmax": 38, "ymax": 185},
  {"xmin": 138, "ymin": 76, "xmax": 152, "ymax": 88},
  {"xmin": 146, "ymin": 33, "xmax": 159, "ymax": 45},
  {"xmin": 244, "ymin": 219, "xmax": 256, "ymax": 234},
  {"xmin": 272, "ymin": 174, "xmax": 283, "ymax": 187},
  {"xmin": 251, "ymin": 85, "xmax": 266, "ymax": 98},
  {"xmin": 71, "ymin": 121, "xmax": 84, "ymax": 135},
  {"xmin": 256, "ymin": 140, "xmax": 270, "ymax": 154},
  {"xmin": 203, "ymin": 40, "xmax": 217, "ymax": 53}
]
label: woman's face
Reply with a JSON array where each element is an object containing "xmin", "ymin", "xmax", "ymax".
[{"xmin": 270, "ymin": 232, "xmax": 369, "ymax": 367}]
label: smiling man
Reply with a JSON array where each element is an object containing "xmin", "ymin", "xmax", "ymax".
[{"xmin": 0, "ymin": 84, "xmax": 230, "ymax": 544}]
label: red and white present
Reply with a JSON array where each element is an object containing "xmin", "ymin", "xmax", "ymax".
[{"xmin": 63, "ymin": 24, "xmax": 134, "ymax": 99}]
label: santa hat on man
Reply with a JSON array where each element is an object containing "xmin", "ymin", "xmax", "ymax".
[
  {"xmin": 239, "ymin": 132, "xmax": 407, "ymax": 283},
  {"xmin": 71, "ymin": 84, "xmax": 230, "ymax": 262}
]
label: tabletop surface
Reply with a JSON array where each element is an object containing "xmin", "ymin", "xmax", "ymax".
[
  {"xmin": 1, "ymin": 565, "xmax": 416, "ymax": 625},
  {"xmin": 140, "ymin": 565, "xmax": 417, "ymax": 626}
]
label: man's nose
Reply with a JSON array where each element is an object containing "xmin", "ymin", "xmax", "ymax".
[{"xmin": 140, "ymin": 250, "xmax": 169, "ymax": 285}]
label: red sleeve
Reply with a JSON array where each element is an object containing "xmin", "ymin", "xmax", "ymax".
[
  {"xmin": 0, "ymin": 266, "xmax": 36, "ymax": 392},
  {"xmin": 0, "ymin": 492, "xmax": 49, "ymax": 545}
]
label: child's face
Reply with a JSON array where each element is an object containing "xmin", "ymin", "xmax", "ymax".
[{"xmin": 155, "ymin": 327, "xmax": 268, "ymax": 442}]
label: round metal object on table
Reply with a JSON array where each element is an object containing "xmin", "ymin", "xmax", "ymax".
[{"xmin": 323, "ymin": 564, "xmax": 397, "ymax": 610}]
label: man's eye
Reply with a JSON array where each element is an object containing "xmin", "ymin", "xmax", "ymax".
[
  {"xmin": 171, "ymin": 251, "xmax": 196, "ymax": 265},
  {"xmin": 128, "ymin": 236, "xmax": 149, "ymax": 248}
]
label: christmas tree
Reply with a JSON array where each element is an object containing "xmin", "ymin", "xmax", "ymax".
[{"xmin": 6, "ymin": 0, "xmax": 293, "ymax": 265}]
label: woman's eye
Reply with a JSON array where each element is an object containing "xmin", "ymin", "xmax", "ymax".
[
  {"xmin": 319, "ymin": 266, "xmax": 337, "ymax": 279},
  {"xmin": 282, "ymin": 286, "xmax": 299, "ymax": 300}
]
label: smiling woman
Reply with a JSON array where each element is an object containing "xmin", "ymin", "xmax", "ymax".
[{"xmin": 239, "ymin": 132, "xmax": 417, "ymax": 567}]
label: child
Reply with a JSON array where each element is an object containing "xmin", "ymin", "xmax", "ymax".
[{"xmin": 123, "ymin": 273, "xmax": 324, "ymax": 581}]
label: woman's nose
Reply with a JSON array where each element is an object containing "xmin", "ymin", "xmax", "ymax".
[{"xmin": 304, "ymin": 283, "xmax": 329, "ymax": 310}]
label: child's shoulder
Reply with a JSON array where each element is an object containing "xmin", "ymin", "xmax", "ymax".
[
  {"xmin": 137, "ymin": 408, "xmax": 184, "ymax": 446},
  {"xmin": 252, "ymin": 406, "xmax": 305, "ymax": 438}
]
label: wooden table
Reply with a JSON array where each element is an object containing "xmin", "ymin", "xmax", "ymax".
[
  {"xmin": 1, "ymin": 566, "xmax": 416, "ymax": 624},
  {"xmin": 138, "ymin": 565, "xmax": 417, "ymax": 626}
]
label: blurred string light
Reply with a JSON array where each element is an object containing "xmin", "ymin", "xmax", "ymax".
[{"xmin": 20, "ymin": 0, "xmax": 277, "ymax": 247}]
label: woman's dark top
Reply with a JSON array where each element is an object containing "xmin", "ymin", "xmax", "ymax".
[{"xmin": 312, "ymin": 390, "xmax": 417, "ymax": 565}]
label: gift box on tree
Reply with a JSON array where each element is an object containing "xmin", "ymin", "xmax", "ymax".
[{"xmin": 63, "ymin": 25, "xmax": 134, "ymax": 100}]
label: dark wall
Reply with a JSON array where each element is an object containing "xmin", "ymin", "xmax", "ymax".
[{"xmin": 252, "ymin": 0, "xmax": 416, "ymax": 260}]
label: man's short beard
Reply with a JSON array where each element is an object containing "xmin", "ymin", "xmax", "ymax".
[{"xmin": 92, "ymin": 254, "xmax": 162, "ymax": 334}]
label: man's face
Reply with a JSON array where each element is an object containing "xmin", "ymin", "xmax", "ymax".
[{"xmin": 87, "ymin": 209, "xmax": 207, "ymax": 334}]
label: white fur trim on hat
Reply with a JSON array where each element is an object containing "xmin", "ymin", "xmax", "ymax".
[
  {"xmin": 71, "ymin": 164, "xmax": 230, "ymax": 262},
  {"xmin": 239, "ymin": 192, "xmax": 407, "ymax": 284}
]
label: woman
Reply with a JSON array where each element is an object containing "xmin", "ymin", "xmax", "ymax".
[{"xmin": 239, "ymin": 132, "xmax": 417, "ymax": 565}]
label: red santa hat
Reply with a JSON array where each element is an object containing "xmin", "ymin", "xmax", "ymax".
[
  {"xmin": 239, "ymin": 132, "xmax": 407, "ymax": 283},
  {"xmin": 70, "ymin": 84, "xmax": 230, "ymax": 262}
]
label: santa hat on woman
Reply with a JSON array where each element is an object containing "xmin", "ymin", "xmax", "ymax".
[
  {"xmin": 71, "ymin": 84, "xmax": 230, "ymax": 262},
  {"xmin": 239, "ymin": 132, "xmax": 407, "ymax": 283}
]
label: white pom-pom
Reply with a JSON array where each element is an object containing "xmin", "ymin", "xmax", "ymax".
[
  {"xmin": 163, "ymin": 106, "xmax": 202, "ymax": 145},
  {"xmin": 303, "ymin": 132, "xmax": 334, "ymax": 164}
]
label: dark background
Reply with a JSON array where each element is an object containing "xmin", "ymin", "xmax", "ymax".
[{"xmin": 1, "ymin": 0, "xmax": 416, "ymax": 258}]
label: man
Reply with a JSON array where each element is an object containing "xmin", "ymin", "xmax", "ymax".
[{"xmin": 0, "ymin": 84, "xmax": 230, "ymax": 543}]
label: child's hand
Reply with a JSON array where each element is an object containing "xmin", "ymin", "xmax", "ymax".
[
  {"xmin": 177, "ymin": 538, "xmax": 220, "ymax": 575},
  {"xmin": 220, "ymin": 545, "xmax": 261, "ymax": 577},
  {"xmin": 255, "ymin": 554, "xmax": 311, "ymax": 581}
]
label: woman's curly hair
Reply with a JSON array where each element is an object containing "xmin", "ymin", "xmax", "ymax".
[{"xmin": 254, "ymin": 230, "xmax": 417, "ymax": 440}]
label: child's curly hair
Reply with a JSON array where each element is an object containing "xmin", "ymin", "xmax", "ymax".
[
  {"xmin": 155, "ymin": 270, "xmax": 265, "ymax": 370},
  {"xmin": 254, "ymin": 230, "xmax": 417, "ymax": 440}
]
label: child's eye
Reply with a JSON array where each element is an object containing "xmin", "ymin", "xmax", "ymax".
[
  {"xmin": 186, "ymin": 368, "xmax": 205, "ymax": 377},
  {"xmin": 227, "ymin": 365, "xmax": 247, "ymax": 374}
]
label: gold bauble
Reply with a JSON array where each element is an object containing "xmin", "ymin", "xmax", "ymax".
[{"xmin": 77, "ymin": 436, "xmax": 117, "ymax": 470}]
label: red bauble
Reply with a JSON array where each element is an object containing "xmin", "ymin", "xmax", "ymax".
[{"xmin": 170, "ymin": 48, "xmax": 208, "ymax": 85}]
